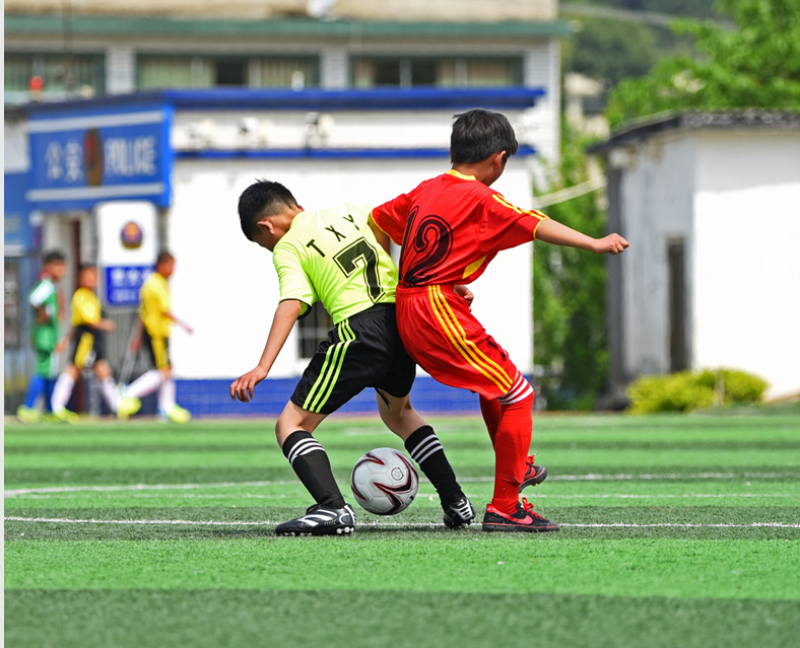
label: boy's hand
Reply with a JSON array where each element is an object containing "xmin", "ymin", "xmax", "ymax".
[
  {"xmin": 230, "ymin": 366, "xmax": 268, "ymax": 403},
  {"xmin": 454, "ymin": 284, "xmax": 474, "ymax": 310},
  {"xmin": 593, "ymin": 234, "xmax": 630, "ymax": 255}
]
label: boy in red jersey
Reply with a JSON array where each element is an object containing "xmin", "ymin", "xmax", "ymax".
[{"xmin": 371, "ymin": 108, "xmax": 629, "ymax": 532}]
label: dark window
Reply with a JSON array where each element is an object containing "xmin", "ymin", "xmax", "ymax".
[
  {"xmin": 668, "ymin": 240, "xmax": 687, "ymax": 372},
  {"xmin": 373, "ymin": 60, "xmax": 401, "ymax": 86},
  {"xmin": 215, "ymin": 60, "xmax": 247, "ymax": 86},
  {"xmin": 410, "ymin": 60, "xmax": 438, "ymax": 86},
  {"xmin": 298, "ymin": 302, "xmax": 333, "ymax": 359}
]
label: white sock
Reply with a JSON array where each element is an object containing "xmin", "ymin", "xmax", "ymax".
[
  {"xmin": 159, "ymin": 378, "xmax": 176, "ymax": 412},
  {"xmin": 100, "ymin": 377, "xmax": 118, "ymax": 413},
  {"xmin": 126, "ymin": 369, "xmax": 164, "ymax": 399},
  {"xmin": 51, "ymin": 373, "xmax": 75, "ymax": 411}
]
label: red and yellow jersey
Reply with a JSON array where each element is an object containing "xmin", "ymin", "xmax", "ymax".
[{"xmin": 372, "ymin": 170, "xmax": 549, "ymax": 287}]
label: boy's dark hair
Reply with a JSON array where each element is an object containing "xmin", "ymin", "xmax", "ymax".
[
  {"xmin": 450, "ymin": 108, "xmax": 519, "ymax": 164},
  {"xmin": 42, "ymin": 250, "xmax": 66, "ymax": 264},
  {"xmin": 156, "ymin": 251, "xmax": 175, "ymax": 266},
  {"xmin": 78, "ymin": 262, "xmax": 97, "ymax": 272},
  {"xmin": 238, "ymin": 179, "xmax": 299, "ymax": 241}
]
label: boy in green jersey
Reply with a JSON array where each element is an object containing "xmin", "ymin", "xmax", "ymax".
[
  {"xmin": 17, "ymin": 250, "xmax": 67, "ymax": 423},
  {"xmin": 231, "ymin": 180, "xmax": 475, "ymax": 536}
]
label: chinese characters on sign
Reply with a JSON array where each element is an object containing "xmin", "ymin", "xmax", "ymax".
[
  {"xmin": 27, "ymin": 107, "xmax": 171, "ymax": 211},
  {"xmin": 43, "ymin": 136, "xmax": 157, "ymax": 184},
  {"xmin": 105, "ymin": 265, "xmax": 153, "ymax": 307}
]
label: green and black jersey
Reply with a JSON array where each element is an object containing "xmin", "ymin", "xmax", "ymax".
[{"xmin": 273, "ymin": 204, "xmax": 398, "ymax": 324}]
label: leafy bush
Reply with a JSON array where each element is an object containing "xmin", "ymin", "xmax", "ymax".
[
  {"xmin": 627, "ymin": 368, "xmax": 768, "ymax": 414},
  {"xmin": 627, "ymin": 371, "xmax": 713, "ymax": 414},
  {"xmin": 695, "ymin": 369, "xmax": 769, "ymax": 405}
]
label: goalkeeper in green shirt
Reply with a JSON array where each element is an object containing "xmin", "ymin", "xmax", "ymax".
[{"xmin": 231, "ymin": 180, "xmax": 475, "ymax": 536}]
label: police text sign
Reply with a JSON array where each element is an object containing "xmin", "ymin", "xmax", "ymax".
[{"xmin": 27, "ymin": 106, "xmax": 172, "ymax": 211}]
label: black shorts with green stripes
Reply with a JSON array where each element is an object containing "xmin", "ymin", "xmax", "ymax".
[
  {"xmin": 291, "ymin": 302, "xmax": 416, "ymax": 415},
  {"xmin": 70, "ymin": 325, "xmax": 105, "ymax": 369},
  {"xmin": 142, "ymin": 328, "xmax": 171, "ymax": 370}
]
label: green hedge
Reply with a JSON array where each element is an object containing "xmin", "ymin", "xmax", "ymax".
[{"xmin": 627, "ymin": 369, "xmax": 769, "ymax": 414}]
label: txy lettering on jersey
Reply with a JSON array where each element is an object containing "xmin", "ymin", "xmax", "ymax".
[
  {"xmin": 342, "ymin": 214, "xmax": 360, "ymax": 230},
  {"xmin": 306, "ymin": 239, "xmax": 325, "ymax": 257},
  {"xmin": 324, "ymin": 225, "xmax": 347, "ymax": 242}
]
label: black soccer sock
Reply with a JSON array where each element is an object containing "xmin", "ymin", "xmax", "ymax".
[
  {"xmin": 404, "ymin": 425, "xmax": 464, "ymax": 507},
  {"xmin": 282, "ymin": 430, "xmax": 346, "ymax": 509}
]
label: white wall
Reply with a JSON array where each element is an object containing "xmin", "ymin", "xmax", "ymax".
[
  {"xmin": 171, "ymin": 108, "xmax": 536, "ymax": 152},
  {"xmin": 4, "ymin": 121, "xmax": 29, "ymax": 173},
  {"xmin": 616, "ymin": 128, "xmax": 800, "ymax": 399},
  {"xmin": 523, "ymin": 39, "xmax": 561, "ymax": 169},
  {"xmin": 616, "ymin": 135, "xmax": 695, "ymax": 378},
  {"xmin": 693, "ymin": 132, "xmax": 800, "ymax": 399},
  {"xmin": 167, "ymin": 155, "xmax": 535, "ymax": 379}
]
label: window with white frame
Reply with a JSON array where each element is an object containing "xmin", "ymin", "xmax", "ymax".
[
  {"xmin": 351, "ymin": 56, "xmax": 522, "ymax": 88},
  {"xmin": 137, "ymin": 56, "xmax": 319, "ymax": 89},
  {"xmin": 4, "ymin": 52, "xmax": 105, "ymax": 103}
]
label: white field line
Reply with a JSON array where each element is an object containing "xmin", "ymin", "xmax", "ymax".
[
  {"xmin": 4, "ymin": 481, "xmax": 297, "ymax": 497},
  {"xmin": 8, "ymin": 492, "xmax": 796, "ymax": 501},
  {"xmin": 5, "ymin": 472, "xmax": 793, "ymax": 498},
  {"xmin": 4, "ymin": 516, "xmax": 800, "ymax": 529}
]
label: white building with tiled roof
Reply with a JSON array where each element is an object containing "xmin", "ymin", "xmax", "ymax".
[{"xmin": 592, "ymin": 110, "xmax": 800, "ymax": 401}]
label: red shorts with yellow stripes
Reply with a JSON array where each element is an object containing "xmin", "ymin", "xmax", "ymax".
[{"xmin": 395, "ymin": 284, "xmax": 520, "ymax": 400}]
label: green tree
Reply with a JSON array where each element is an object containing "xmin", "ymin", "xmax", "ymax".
[
  {"xmin": 533, "ymin": 124, "xmax": 608, "ymax": 410},
  {"xmin": 564, "ymin": 18, "xmax": 657, "ymax": 86},
  {"xmin": 606, "ymin": 0, "xmax": 800, "ymax": 127}
]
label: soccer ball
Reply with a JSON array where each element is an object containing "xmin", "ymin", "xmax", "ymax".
[{"xmin": 350, "ymin": 447, "xmax": 419, "ymax": 515}]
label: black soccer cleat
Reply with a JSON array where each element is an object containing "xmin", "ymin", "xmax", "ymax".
[
  {"xmin": 442, "ymin": 495, "xmax": 477, "ymax": 529},
  {"xmin": 482, "ymin": 498, "xmax": 559, "ymax": 533},
  {"xmin": 519, "ymin": 454, "xmax": 548, "ymax": 491},
  {"xmin": 274, "ymin": 503, "xmax": 356, "ymax": 537}
]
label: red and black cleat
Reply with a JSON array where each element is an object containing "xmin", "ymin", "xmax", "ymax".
[
  {"xmin": 482, "ymin": 497, "xmax": 559, "ymax": 533},
  {"xmin": 520, "ymin": 454, "xmax": 548, "ymax": 491}
]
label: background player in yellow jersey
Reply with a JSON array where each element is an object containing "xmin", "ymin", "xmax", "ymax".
[
  {"xmin": 50, "ymin": 264, "xmax": 120, "ymax": 421},
  {"xmin": 118, "ymin": 251, "xmax": 194, "ymax": 422},
  {"xmin": 230, "ymin": 179, "xmax": 474, "ymax": 536}
]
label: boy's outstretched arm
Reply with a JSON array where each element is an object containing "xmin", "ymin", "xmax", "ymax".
[
  {"xmin": 536, "ymin": 219, "xmax": 629, "ymax": 255},
  {"xmin": 230, "ymin": 299, "xmax": 303, "ymax": 403}
]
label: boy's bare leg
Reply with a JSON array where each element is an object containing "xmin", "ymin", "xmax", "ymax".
[
  {"xmin": 275, "ymin": 400, "xmax": 327, "ymax": 445},
  {"xmin": 377, "ymin": 390, "xmax": 473, "ymax": 525},
  {"xmin": 374, "ymin": 390, "xmax": 426, "ymax": 441}
]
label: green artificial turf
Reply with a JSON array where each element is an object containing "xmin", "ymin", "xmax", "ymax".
[
  {"xmin": 6, "ymin": 590, "xmax": 799, "ymax": 648},
  {"xmin": 5, "ymin": 537, "xmax": 800, "ymax": 599},
  {"xmin": 5, "ymin": 412, "xmax": 800, "ymax": 648}
]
